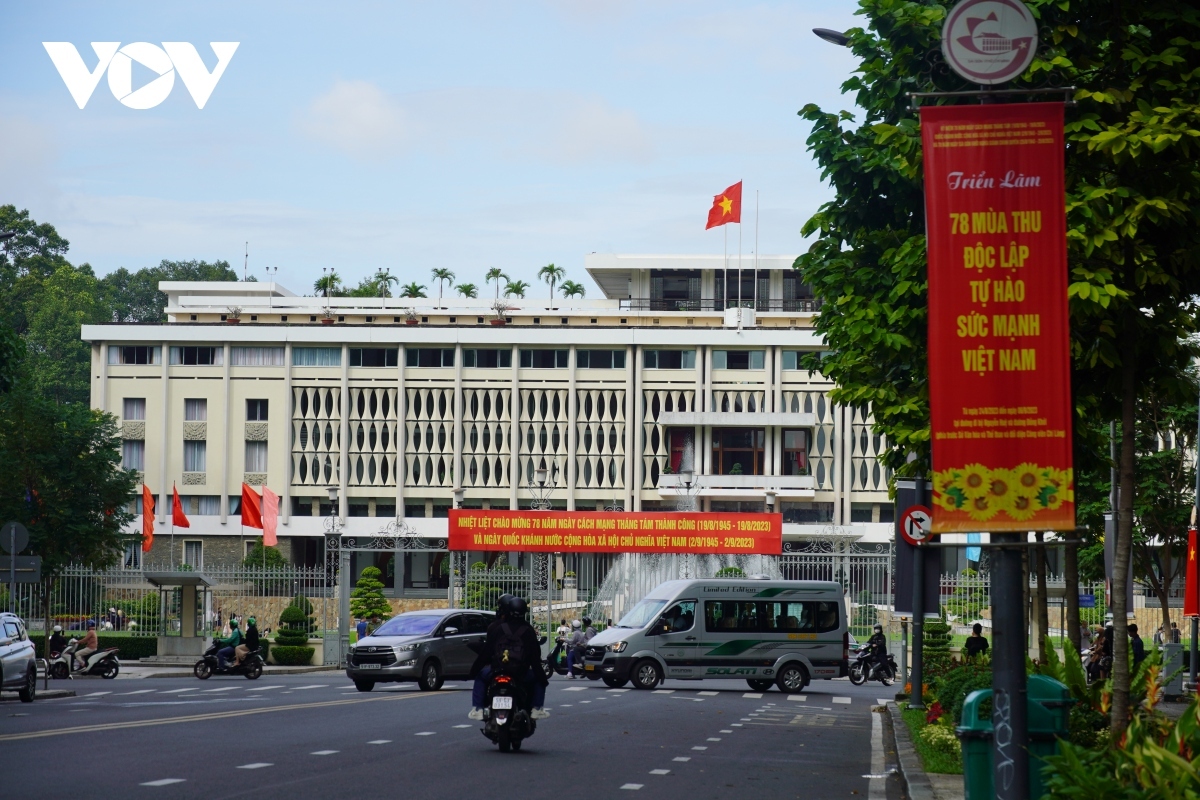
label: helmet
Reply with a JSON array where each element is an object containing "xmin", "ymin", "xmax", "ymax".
[
  {"xmin": 498, "ymin": 594, "xmax": 529, "ymax": 618},
  {"xmin": 873, "ymin": 624, "xmax": 883, "ymax": 633},
  {"xmin": 247, "ymin": 616, "xmax": 256, "ymax": 626},
  {"xmin": 52, "ymin": 625, "xmax": 62, "ymax": 633},
  {"xmin": 230, "ymin": 618, "xmax": 239, "ymax": 628},
  {"xmin": 582, "ymin": 617, "xmax": 592, "ymax": 627},
  {"xmin": 571, "ymin": 619, "xmax": 582, "ymax": 630},
  {"xmin": 510, "ymin": 597, "xmax": 528, "ymax": 617},
  {"xmin": 496, "ymin": 594, "xmax": 515, "ymax": 614}
]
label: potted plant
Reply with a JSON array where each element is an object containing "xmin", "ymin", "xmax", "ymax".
[
  {"xmin": 403, "ymin": 308, "xmax": 419, "ymax": 326},
  {"xmin": 321, "ymin": 308, "xmax": 335, "ymax": 325},
  {"xmin": 563, "ymin": 571, "xmax": 577, "ymax": 589},
  {"xmin": 226, "ymin": 306, "xmax": 242, "ymax": 324},
  {"xmin": 490, "ymin": 299, "xmax": 510, "ymax": 326}
]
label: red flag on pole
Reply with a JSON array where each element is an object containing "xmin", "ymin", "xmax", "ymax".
[
  {"xmin": 705, "ymin": 181, "xmax": 742, "ymax": 229},
  {"xmin": 240, "ymin": 483, "xmax": 263, "ymax": 530},
  {"xmin": 141, "ymin": 484, "xmax": 155, "ymax": 553},
  {"xmin": 262, "ymin": 487, "xmax": 279, "ymax": 547},
  {"xmin": 1185, "ymin": 526, "xmax": 1199, "ymax": 617},
  {"xmin": 171, "ymin": 484, "xmax": 190, "ymax": 528}
]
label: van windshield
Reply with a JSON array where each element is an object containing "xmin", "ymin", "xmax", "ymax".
[{"xmin": 615, "ymin": 599, "xmax": 667, "ymax": 629}]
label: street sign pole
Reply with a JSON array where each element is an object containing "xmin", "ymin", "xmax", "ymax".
[
  {"xmin": 910, "ymin": 480, "xmax": 926, "ymax": 709},
  {"xmin": 993, "ymin": 534, "xmax": 1029, "ymax": 799}
]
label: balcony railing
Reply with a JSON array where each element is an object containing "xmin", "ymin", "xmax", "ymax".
[
  {"xmin": 657, "ymin": 473, "xmax": 816, "ymax": 498},
  {"xmin": 618, "ymin": 298, "xmax": 823, "ymax": 313}
]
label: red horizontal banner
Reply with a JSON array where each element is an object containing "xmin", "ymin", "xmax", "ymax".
[{"xmin": 448, "ymin": 510, "xmax": 782, "ymax": 554}]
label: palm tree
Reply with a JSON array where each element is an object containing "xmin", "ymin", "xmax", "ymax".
[
  {"xmin": 399, "ymin": 282, "xmax": 427, "ymax": 298},
  {"xmin": 374, "ymin": 269, "xmax": 397, "ymax": 298},
  {"xmin": 503, "ymin": 280, "xmax": 529, "ymax": 299},
  {"xmin": 456, "ymin": 282, "xmax": 479, "ymax": 299},
  {"xmin": 537, "ymin": 263, "xmax": 566, "ymax": 309},
  {"xmin": 485, "ymin": 267, "xmax": 509, "ymax": 301},
  {"xmin": 313, "ymin": 270, "xmax": 342, "ymax": 297},
  {"xmin": 431, "ymin": 268, "xmax": 455, "ymax": 308},
  {"xmin": 559, "ymin": 280, "xmax": 586, "ymax": 299}
]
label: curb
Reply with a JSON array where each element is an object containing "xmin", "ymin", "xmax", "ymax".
[
  {"xmin": 1, "ymin": 689, "xmax": 76, "ymax": 702},
  {"xmin": 887, "ymin": 701, "xmax": 936, "ymax": 800},
  {"xmin": 143, "ymin": 665, "xmax": 340, "ymax": 678}
]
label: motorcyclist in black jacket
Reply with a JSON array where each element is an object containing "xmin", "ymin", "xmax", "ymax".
[
  {"xmin": 867, "ymin": 624, "xmax": 890, "ymax": 679},
  {"xmin": 468, "ymin": 594, "xmax": 550, "ymax": 721}
]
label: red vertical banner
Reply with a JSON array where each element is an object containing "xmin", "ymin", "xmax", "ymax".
[
  {"xmin": 922, "ymin": 103, "xmax": 1074, "ymax": 533},
  {"xmin": 1185, "ymin": 527, "xmax": 1199, "ymax": 618}
]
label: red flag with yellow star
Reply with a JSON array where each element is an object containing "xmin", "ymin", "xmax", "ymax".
[
  {"xmin": 1186, "ymin": 525, "xmax": 1199, "ymax": 617},
  {"xmin": 705, "ymin": 181, "xmax": 742, "ymax": 229}
]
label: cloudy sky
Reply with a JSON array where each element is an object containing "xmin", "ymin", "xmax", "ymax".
[{"xmin": 1, "ymin": 1, "xmax": 862, "ymax": 295}]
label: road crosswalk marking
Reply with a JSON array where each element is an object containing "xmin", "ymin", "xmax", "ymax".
[
  {"xmin": 833, "ymin": 696, "xmax": 852, "ymax": 704},
  {"xmin": 237, "ymin": 763, "xmax": 272, "ymax": 769},
  {"xmin": 649, "ymin": 769, "xmax": 670, "ymax": 775},
  {"xmin": 141, "ymin": 779, "xmax": 185, "ymax": 786},
  {"xmin": 742, "ymin": 692, "xmax": 762, "ymax": 698}
]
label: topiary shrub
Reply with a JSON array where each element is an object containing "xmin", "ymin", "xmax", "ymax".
[
  {"xmin": 350, "ymin": 566, "xmax": 392, "ymax": 623},
  {"xmin": 289, "ymin": 594, "xmax": 317, "ymax": 633},
  {"xmin": 271, "ymin": 645, "xmax": 315, "ymax": 666},
  {"xmin": 275, "ymin": 605, "xmax": 310, "ymax": 647},
  {"xmin": 715, "ymin": 566, "xmax": 746, "ymax": 578},
  {"xmin": 922, "ymin": 612, "xmax": 954, "ymax": 682}
]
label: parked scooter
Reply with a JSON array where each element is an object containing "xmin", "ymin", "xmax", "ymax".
[
  {"xmin": 847, "ymin": 645, "xmax": 896, "ymax": 686},
  {"xmin": 193, "ymin": 641, "xmax": 264, "ymax": 680},
  {"xmin": 544, "ymin": 633, "xmax": 569, "ymax": 678},
  {"xmin": 49, "ymin": 639, "xmax": 120, "ymax": 679},
  {"xmin": 480, "ymin": 670, "xmax": 537, "ymax": 753}
]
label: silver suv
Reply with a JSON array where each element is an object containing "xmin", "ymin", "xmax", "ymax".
[
  {"xmin": 0, "ymin": 612, "xmax": 37, "ymax": 702},
  {"xmin": 346, "ymin": 608, "xmax": 493, "ymax": 693}
]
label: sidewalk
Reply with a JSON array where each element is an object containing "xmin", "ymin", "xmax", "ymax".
[
  {"xmin": 886, "ymin": 702, "xmax": 965, "ymax": 800},
  {"xmin": 1, "ymin": 689, "xmax": 76, "ymax": 702},
  {"xmin": 75, "ymin": 663, "xmax": 340, "ymax": 680}
]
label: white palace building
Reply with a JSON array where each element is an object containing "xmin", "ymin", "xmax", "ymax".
[{"xmin": 82, "ymin": 254, "xmax": 897, "ymax": 594}]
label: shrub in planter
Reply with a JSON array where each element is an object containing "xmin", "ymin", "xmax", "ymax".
[
  {"xmin": 922, "ymin": 613, "xmax": 954, "ymax": 682},
  {"xmin": 276, "ymin": 605, "xmax": 310, "ymax": 647},
  {"xmin": 271, "ymin": 645, "xmax": 315, "ymax": 666},
  {"xmin": 715, "ymin": 566, "xmax": 746, "ymax": 578},
  {"xmin": 931, "ymin": 658, "xmax": 992, "ymax": 726}
]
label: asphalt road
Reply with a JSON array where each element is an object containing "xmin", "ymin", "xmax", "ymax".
[{"xmin": 2, "ymin": 673, "xmax": 900, "ymax": 799}]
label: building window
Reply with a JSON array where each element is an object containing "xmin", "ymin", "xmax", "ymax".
[
  {"xmin": 292, "ymin": 347, "xmax": 341, "ymax": 366},
  {"xmin": 404, "ymin": 503, "xmax": 427, "ymax": 519},
  {"xmin": 781, "ymin": 430, "xmax": 809, "ymax": 476},
  {"xmin": 229, "ymin": 495, "xmax": 242, "ymax": 515},
  {"xmin": 644, "ymin": 350, "xmax": 696, "ymax": 369},
  {"xmin": 649, "ymin": 269, "xmax": 701, "ymax": 310},
  {"xmin": 184, "ymin": 399, "xmax": 207, "ymax": 421},
  {"xmin": 850, "ymin": 503, "xmax": 874, "ymax": 523},
  {"xmin": 349, "ymin": 347, "xmax": 399, "ymax": 367},
  {"xmin": 183, "ymin": 440, "xmax": 207, "ymax": 472},
  {"xmin": 712, "ymin": 350, "xmax": 764, "ymax": 370},
  {"xmin": 669, "ymin": 429, "xmax": 694, "ymax": 472},
  {"xmin": 405, "ymin": 348, "xmax": 455, "ymax": 368},
  {"xmin": 122, "ymin": 439, "xmax": 145, "ymax": 471},
  {"xmin": 780, "ymin": 502, "xmax": 835, "ymax": 524},
  {"xmin": 519, "ymin": 349, "xmax": 568, "ymax": 369},
  {"xmin": 231, "ymin": 347, "xmax": 285, "ymax": 366},
  {"xmin": 124, "ymin": 542, "xmax": 141, "ymax": 568},
  {"xmin": 123, "ymin": 398, "xmax": 146, "ymax": 420},
  {"xmin": 577, "ymin": 350, "xmax": 626, "ymax": 369},
  {"xmin": 348, "ymin": 503, "xmax": 370, "ymax": 517},
  {"xmin": 879, "ymin": 505, "xmax": 895, "ymax": 523},
  {"xmin": 170, "ymin": 346, "xmax": 222, "ymax": 365},
  {"xmin": 291, "ymin": 497, "xmax": 313, "ymax": 516},
  {"xmin": 246, "ymin": 399, "xmax": 268, "ymax": 421},
  {"xmin": 185, "ymin": 495, "xmax": 220, "ymax": 515},
  {"xmin": 462, "ymin": 348, "xmax": 512, "ymax": 368},
  {"xmin": 711, "ymin": 428, "xmax": 764, "ymax": 475},
  {"xmin": 183, "ymin": 541, "xmax": 203, "ymax": 570},
  {"xmin": 245, "ymin": 440, "xmax": 268, "ymax": 472},
  {"xmin": 109, "ymin": 345, "xmax": 161, "ymax": 365}
]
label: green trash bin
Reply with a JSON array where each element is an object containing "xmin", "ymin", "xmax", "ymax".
[{"xmin": 955, "ymin": 676, "xmax": 1073, "ymax": 800}]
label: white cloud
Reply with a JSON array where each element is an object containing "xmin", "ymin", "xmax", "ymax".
[
  {"xmin": 299, "ymin": 80, "xmax": 411, "ymax": 159},
  {"xmin": 552, "ymin": 99, "xmax": 653, "ymax": 165}
]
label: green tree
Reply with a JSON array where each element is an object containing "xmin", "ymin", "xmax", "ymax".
[
  {"xmin": 349, "ymin": 566, "xmax": 392, "ymax": 622},
  {"xmin": 431, "ymin": 268, "xmax": 455, "ymax": 307},
  {"xmin": 559, "ymin": 280, "xmax": 586, "ymax": 299},
  {"xmin": 795, "ymin": 0, "xmax": 1200, "ymax": 734},
  {"xmin": 25, "ymin": 264, "xmax": 106, "ymax": 404},
  {"xmin": 0, "ymin": 205, "xmax": 72, "ymax": 336},
  {"xmin": 537, "ymin": 263, "xmax": 565, "ymax": 308},
  {"xmin": 241, "ymin": 542, "xmax": 289, "ymax": 569},
  {"xmin": 348, "ymin": 269, "xmax": 396, "ymax": 298},
  {"xmin": 99, "ymin": 259, "xmax": 238, "ymax": 323},
  {"xmin": 399, "ymin": 282, "xmax": 427, "ymax": 298},
  {"xmin": 314, "ymin": 271, "xmax": 343, "ymax": 297},
  {"xmin": 503, "ymin": 280, "xmax": 529, "ymax": 299},
  {"xmin": 485, "ymin": 267, "xmax": 508, "ymax": 301},
  {"xmin": 456, "ymin": 282, "xmax": 478, "ymax": 299}
]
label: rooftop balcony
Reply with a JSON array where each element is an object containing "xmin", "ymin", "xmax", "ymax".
[{"xmin": 656, "ymin": 472, "xmax": 815, "ymax": 500}]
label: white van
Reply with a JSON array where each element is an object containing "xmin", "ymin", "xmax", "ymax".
[{"xmin": 581, "ymin": 579, "xmax": 848, "ymax": 693}]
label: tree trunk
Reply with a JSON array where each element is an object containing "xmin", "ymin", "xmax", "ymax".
[
  {"xmin": 1159, "ymin": 540, "xmax": 1173, "ymax": 644},
  {"xmin": 1111, "ymin": 340, "xmax": 1137, "ymax": 737},
  {"xmin": 42, "ymin": 576, "xmax": 53, "ymax": 660},
  {"xmin": 1035, "ymin": 531, "xmax": 1049, "ymax": 662},
  {"xmin": 1022, "ymin": 547, "xmax": 1031, "ymax": 658},
  {"xmin": 1065, "ymin": 537, "xmax": 1081, "ymax": 655}
]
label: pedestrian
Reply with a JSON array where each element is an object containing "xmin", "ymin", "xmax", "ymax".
[
  {"xmin": 356, "ymin": 617, "xmax": 368, "ymax": 642},
  {"xmin": 1153, "ymin": 625, "xmax": 1165, "ymax": 646},
  {"xmin": 566, "ymin": 620, "xmax": 586, "ymax": 678},
  {"xmin": 1171, "ymin": 621, "xmax": 1182, "ymax": 644},
  {"xmin": 965, "ymin": 622, "xmax": 989, "ymax": 659},
  {"xmin": 1129, "ymin": 624, "xmax": 1146, "ymax": 671},
  {"xmin": 369, "ymin": 614, "xmax": 381, "ymax": 636}
]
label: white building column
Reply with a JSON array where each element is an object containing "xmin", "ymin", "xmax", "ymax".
[
  {"xmin": 773, "ymin": 346, "xmax": 783, "ymax": 475},
  {"xmin": 159, "ymin": 340, "xmax": 169, "ymax": 525},
  {"xmin": 632, "ymin": 346, "xmax": 644, "ymax": 511},
  {"xmin": 763, "ymin": 347, "xmax": 773, "ymax": 477},
  {"xmin": 702, "ymin": 346, "xmax": 713, "ymax": 477},
  {"xmin": 567, "ymin": 346, "xmax": 577, "ymax": 511},
  {"xmin": 832, "ymin": 403, "xmax": 842, "ymax": 526},
  {"xmin": 221, "ymin": 342, "xmax": 232, "ymax": 525},
  {"xmin": 509, "ymin": 344, "xmax": 520, "ymax": 510},
  {"xmin": 339, "ymin": 344, "xmax": 349, "ymax": 522},
  {"xmin": 453, "ymin": 343, "xmax": 463, "ymax": 501},
  {"xmin": 282, "ymin": 342, "xmax": 292, "ymax": 524},
  {"xmin": 693, "ymin": 345, "xmax": 704, "ymax": 474},
  {"xmin": 396, "ymin": 345, "xmax": 406, "ymax": 517},
  {"xmin": 623, "ymin": 345, "xmax": 635, "ymax": 510},
  {"xmin": 97, "ymin": 343, "xmax": 107, "ymax": 413}
]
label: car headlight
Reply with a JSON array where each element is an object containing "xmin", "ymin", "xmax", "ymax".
[
  {"xmin": 606, "ymin": 641, "xmax": 628, "ymax": 653},
  {"xmin": 393, "ymin": 643, "xmax": 420, "ymax": 655}
]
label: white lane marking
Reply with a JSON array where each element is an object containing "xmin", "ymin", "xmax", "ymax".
[
  {"xmin": 280, "ymin": 692, "xmax": 293, "ymax": 694},
  {"xmin": 731, "ymin": 724, "xmax": 743, "ymax": 727},
  {"xmin": 118, "ymin": 689, "xmax": 156, "ymax": 695},
  {"xmin": 719, "ymin": 729, "xmax": 733, "ymax": 733},
  {"xmin": 311, "ymin": 750, "xmax": 339, "ymax": 756},
  {"xmin": 691, "ymin": 746, "xmax": 708, "ymax": 751},
  {"xmin": 707, "ymin": 737, "xmax": 722, "ymax": 741},
  {"xmin": 251, "ymin": 686, "xmax": 284, "ymax": 690},
  {"xmin": 159, "ymin": 688, "xmax": 198, "ymax": 694},
  {"xmin": 833, "ymin": 696, "xmax": 852, "ymax": 704},
  {"xmin": 649, "ymin": 769, "xmax": 671, "ymax": 775},
  {"xmin": 671, "ymin": 697, "xmax": 704, "ymax": 702},
  {"xmin": 740, "ymin": 718, "xmax": 752, "ymax": 721},
  {"xmin": 560, "ymin": 704, "xmax": 573, "ymax": 707},
  {"xmin": 787, "ymin": 695, "xmax": 807, "ymax": 701},
  {"xmin": 607, "ymin": 688, "xmax": 631, "ymax": 693},
  {"xmin": 237, "ymin": 763, "xmax": 273, "ymax": 770},
  {"xmin": 742, "ymin": 693, "xmax": 762, "ymax": 699},
  {"xmin": 201, "ymin": 687, "xmax": 238, "ymax": 693},
  {"xmin": 141, "ymin": 779, "xmax": 185, "ymax": 786},
  {"xmin": 70, "ymin": 709, "xmax": 89, "ymax": 712},
  {"xmin": 415, "ymin": 731, "xmax": 435, "ymax": 736},
  {"xmin": 83, "ymin": 691, "xmax": 112, "ymax": 697},
  {"xmin": 672, "ymin": 757, "xmax": 691, "ymax": 762},
  {"xmin": 293, "ymin": 685, "xmax": 329, "ymax": 690},
  {"xmin": 869, "ymin": 707, "xmax": 886, "ymax": 800},
  {"xmin": 367, "ymin": 740, "xmax": 391, "ymax": 744},
  {"xmin": 620, "ymin": 784, "xmax": 643, "ymax": 790},
  {"xmin": 652, "ymin": 689, "xmax": 675, "ymax": 694},
  {"xmin": 698, "ymin": 691, "xmax": 719, "ymax": 696},
  {"xmin": 453, "ymin": 725, "xmax": 471, "ymax": 729},
  {"xmin": 878, "ymin": 698, "xmax": 891, "ymax": 705},
  {"xmin": 562, "ymin": 686, "xmax": 588, "ymax": 692}
]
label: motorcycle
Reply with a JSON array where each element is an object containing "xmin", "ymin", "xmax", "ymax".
[
  {"xmin": 193, "ymin": 641, "xmax": 264, "ymax": 680},
  {"xmin": 847, "ymin": 645, "xmax": 896, "ymax": 686},
  {"xmin": 544, "ymin": 635, "xmax": 569, "ymax": 678},
  {"xmin": 480, "ymin": 670, "xmax": 536, "ymax": 753},
  {"xmin": 49, "ymin": 639, "xmax": 120, "ymax": 679}
]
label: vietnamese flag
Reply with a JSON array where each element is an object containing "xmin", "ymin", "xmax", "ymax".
[
  {"xmin": 240, "ymin": 483, "xmax": 263, "ymax": 530},
  {"xmin": 261, "ymin": 487, "xmax": 279, "ymax": 547},
  {"xmin": 141, "ymin": 484, "xmax": 155, "ymax": 553},
  {"xmin": 1185, "ymin": 526, "xmax": 1199, "ymax": 617},
  {"xmin": 705, "ymin": 181, "xmax": 742, "ymax": 229},
  {"xmin": 171, "ymin": 484, "xmax": 190, "ymax": 529}
]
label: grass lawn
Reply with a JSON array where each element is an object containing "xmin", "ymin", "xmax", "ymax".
[{"xmin": 901, "ymin": 706, "xmax": 964, "ymax": 775}]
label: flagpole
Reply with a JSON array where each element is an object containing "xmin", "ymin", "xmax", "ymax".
[
  {"xmin": 170, "ymin": 483, "xmax": 176, "ymax": 570},
  {"xmin": 723, "ymin": 224, "xmax": 728, "ymax": 312},
  {"xmin": 754, "ymin": 190, "xmax": 760, "ymax": 310},
  {"xmin": 737, "ymin": 213, "xmax": 743, "ymax": 332}
]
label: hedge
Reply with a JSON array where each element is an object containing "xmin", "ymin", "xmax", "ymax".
[
  {"xmin": 271, "ymin": 645, "xmax": 315, "ymax": 666},
  {"xmin": 28, "ymin": 633, "xmax": 159, "ymax": 661}
]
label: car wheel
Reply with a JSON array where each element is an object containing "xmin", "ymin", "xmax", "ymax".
[
  {"xmin": 417, "ymin": 659, "xmax": 443, "ymax": 691},
  {"xmin": 50, "ymin": 662, "xmax": 69, "ymax": 680},
  {"xmin": 776, "ymin": 663, "xmax": 808, "ymax": 694},
  {"xmin": 746, "ymin": 679, "xmax": 774, "ymax": 692},
  {"xmin": 353, "ymin": 679, "xmax": 375, "ymax": 692},
  {"xmin": 101, "ymin": 662, "xmax": 119, "ymax": 679},
  {"xmin": 848, "ymin": 664, "xmax": 866, "ymax": 686},
  {"xmin": 18, "ymin": 666, "xmax": 36, "ymax": 703},
  {"xmin": 194, "ymin": 661, "xmax": 212, "ymax": 680},
  {"xmin": 603, "ymin": 677, "xmax": 629, "ymax": 689},
  {"xmin": 631, "ymin": 659, "xmax": 662, "ymax": 690}
]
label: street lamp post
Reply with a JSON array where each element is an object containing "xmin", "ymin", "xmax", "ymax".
[{"xmin": 327, "ymin": 485, "xmax": 348, "ymax": 666}]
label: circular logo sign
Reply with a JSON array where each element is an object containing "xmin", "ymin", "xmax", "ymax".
[
  {"xmin": 941, "ymin": 0, "xmax": 1038, "ymax": 85},
  {"xmin": 899, "ymin": 505, "xmax": 932, "ymax": 547}
]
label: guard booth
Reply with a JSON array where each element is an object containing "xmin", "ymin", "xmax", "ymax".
[{"xmin": 144, "ymin": 571, "xmax": 214, "ymax": 661}]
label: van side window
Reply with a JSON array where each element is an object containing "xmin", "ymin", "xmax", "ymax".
[
  {"xmin": 661, "ymin": 601, "xmax": 696, "ymax": 633},
  {"xmin": 704, "ymin": 601, "xmax": 760, "ymax": 633},
  {"xmin": 762, "ymin": 601, "xmax": 840, "ymax": 633}
]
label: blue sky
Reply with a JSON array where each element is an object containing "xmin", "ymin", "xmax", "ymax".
[{"xmin": 0, "ymin": 1, "xmax": 862, "ymax": 296}]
